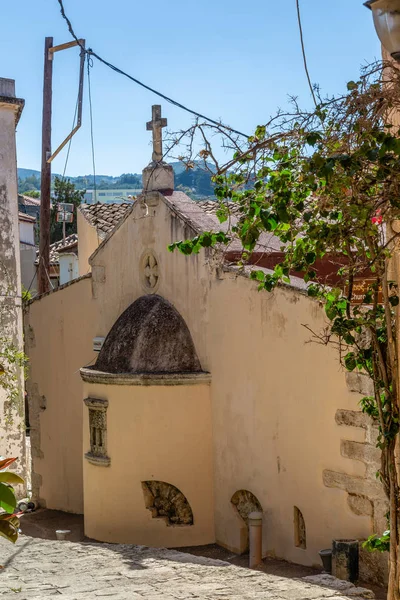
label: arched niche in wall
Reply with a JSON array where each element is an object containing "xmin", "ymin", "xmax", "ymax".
[
  {"xmin": 95, "ymin": 294, "xmax": 202, "ymax": 375},
  {"xmin": 142, "ymin": 481, "xmax": 194, "ymax": 526},
  {"xmin": 231, "ymin": 489, "xmax": 263, "ymax": 523},
  {"xmin": 231, "ymin": 489, "xmax": 263, "ymax": 552},
  {"xmin": 294, "ymin": 506, "xmax": 306, "ymax": 549}
]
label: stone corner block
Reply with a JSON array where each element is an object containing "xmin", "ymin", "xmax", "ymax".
[
  {"xmin": 322, "ymin": 469, "xmax": 382, "ymax": 500},
  {"xmin": 335, "ymin": 409, "xmax": 368, "ymax": 429},
  {"xmin": 345, "ymin": 372, "xmax": 374, "ymax": 396},
  {"xmin": 92, "ymin": 265, "xmax": 106, "ymax": 284}
]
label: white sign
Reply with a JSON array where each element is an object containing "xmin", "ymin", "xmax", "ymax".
[
  {"xmin": 57, "ymin": 211, "xmax": 74, "ymax": 223},
  {"xmin": 58, "ymin": 203, "xmax": 74, "ymax": 213}
]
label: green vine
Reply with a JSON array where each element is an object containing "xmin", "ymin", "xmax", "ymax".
[
  {"xmin": 168, "ymin": 62, "xmax": 400, "ymax": 599},
  {"xmin": 363, "ymin": 530, "xmax": 391, "ymax": 553}
]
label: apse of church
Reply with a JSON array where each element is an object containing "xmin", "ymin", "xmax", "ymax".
[{"xmin": 80, "ymin": 294, "xmax": 214, "ymax": 546}]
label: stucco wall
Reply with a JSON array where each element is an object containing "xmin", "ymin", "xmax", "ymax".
[
  {"xmin": 207, "ymin": 272, "xmax": 372, "ymax": 565},
  {"xmin": 20, "ymin": 244, "xmax": 36, "ymax": 295},
  {"xmin": 82, "ymin": 381, "xmax": 214, "ymax": 546},
  {"xmin": 19, "ymin": 220, "xmax": 34, "ymax": 245},
  {"xmin": 59, "ymin": 253, "xmax": 79, "ymax": 285},
  {"xmin": 25, "ymin": 276, "xmax": 97, "ymax": 512},
  {"xmin": 77, "ymin": 210, "xmax": 99, "ymax": 277},
  {"xmin": 0, "ymin": 97, "xmax": 26, "ymax": 480}
]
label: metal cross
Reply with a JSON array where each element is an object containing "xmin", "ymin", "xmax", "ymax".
[{"xmin": 146, "ymin": 105, "xmax": 167, "ymax": 162}]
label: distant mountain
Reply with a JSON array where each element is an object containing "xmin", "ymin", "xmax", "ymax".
[
  {"xmin": 18, "ymin": 168, "xmax": 44, "ymax": 179},
  {"xmin": 169, "ymin": 160, "xmax": 216, "ymax": 175},
  {"xmin": 17, "ymin": 162, "xmax": 216, "ymax": 199}
]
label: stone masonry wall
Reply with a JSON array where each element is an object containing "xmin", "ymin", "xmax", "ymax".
[
  {"xmin": 323, "ymin": 372, "xmax": 388, "ymax": 585},
  {"xmin": 0, "ymin": 84, "xmax": 26, "ymax": 487}
]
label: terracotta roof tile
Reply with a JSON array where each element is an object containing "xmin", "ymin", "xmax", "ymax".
[
  {"xmin": 18, "ymin": 194, "xmax": 41, "ymax": 207},
  {"xmin": 35, "ymin": 233, "xmax": 78, "ymax": 266},
  {"xmin": 18, "ymin": 211, "xmax": 36, "ymax": 223},
  {"xmin": 197, "ymin": 200, "xmax": 241, "ymax": 217},
  {"xmin": 162, "ymin": 192, "xmax": 282, "ymax": 254},
  {"xmin": 79, "ymin": 202, "xmax": 133, "ymax": 239},
  {"xmin": 87, "ymin": 192, "xmax": 282, "ymax": 266}
]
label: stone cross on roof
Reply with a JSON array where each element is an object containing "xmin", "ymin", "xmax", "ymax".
[{"xmin": 146, "ymin": 105, "xmax": 167, "ymax": 163}]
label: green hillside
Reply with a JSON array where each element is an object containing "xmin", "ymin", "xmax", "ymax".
[
  {"xmin": 18, "ymin": 168, "xmax": 46, "ymax": 179},
  {"xmin": 17, "ymin": 163, "xmax": 216, "ymax": 199}
]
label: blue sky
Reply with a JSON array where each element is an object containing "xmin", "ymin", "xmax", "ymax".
[{"xmin": 1, "ymin": 0, "xmax": 381, "ymax": 176}]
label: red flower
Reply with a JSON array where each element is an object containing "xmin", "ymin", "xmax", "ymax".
[{"xmin": 371, "ymin": 209, "xmax": 383, "ymax": 225}]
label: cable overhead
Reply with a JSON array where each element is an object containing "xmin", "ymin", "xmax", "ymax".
[
  {"xmin": 86, "ymin": 51, "xmax": 249, "ymax": 138},
  {"xmin": 57, "ymin": 0, "xmax": 85, "ymax": 51},
  {"xmin": 87, "ymin": 57, "xmax": 97, "ymax": 198},
  {"xmin": 295, "ymin": 0, "xmax": 317, "ymax": 107},
  {"xmin": 56, "ymin": 0, "xmax": 249, "ymax": 138},
  {"xmin": 62, "ymin": 93, "xmax": 79, "ymax": 179}
]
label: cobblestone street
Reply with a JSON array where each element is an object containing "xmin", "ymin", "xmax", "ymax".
[{"xmin": 0, "ymin": 536, "xmax": 377, "ymax": 600}]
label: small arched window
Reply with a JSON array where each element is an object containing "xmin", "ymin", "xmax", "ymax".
[
  {"xmin": 294, "ymin": 506, "xmax": 306, "ymax": 549},
  {"xmin": 142, "ymin": 481, "xmax": 193, "ymax": 526},
  {"xmin": 231, "ymin": 490, "xmax": 263, "ymax": 524}
]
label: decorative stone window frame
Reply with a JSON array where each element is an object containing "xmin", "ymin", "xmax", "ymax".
[
  {"xmin": 84, "ymin": 397, "xmax": 110, "ymax": 467},
  {"xmin": 140, "ymin": 249, "xmax": 160, "ymax": 294}
]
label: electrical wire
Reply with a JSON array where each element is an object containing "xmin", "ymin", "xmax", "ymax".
[
  {"xmin": 295, "ymin": 0, "xmax": 317, "ymax": 107},
  {"xmin": 26, "ymin": 261, "xmax": 39, "ymax": 295},
  {"xmin": 87, "ymin": 50, "xmax": 249, "ymax": 138},
  {"xmin": 57, "ymin": 0, "xmax": 85, "ymax": 51},
  {"xmin": 87, "ymin": 56, "xmax": 97, "ymax": 200},
  {"xmin": 62, "ymin": 93, "xmax": 79, "ymax": 180},
  {"xmin": 45, "ymin": 265, "xmax": 54, "ymax": 290},
  {"xmin": 56, "ymin": 0, "xmax": 249, "ymax": 138}
]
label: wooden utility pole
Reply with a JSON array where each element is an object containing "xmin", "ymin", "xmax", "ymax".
[
  {"xmin": 38, "ymin": 37, "xmax": 53, "ymax": 295},
  {"xmin": 38, "ymin": 36, "xmax": 85, "ymax": 294}
]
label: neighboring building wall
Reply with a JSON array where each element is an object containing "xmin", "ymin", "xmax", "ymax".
[
  {"xmin": 19, "ymin": 219, "xmax": 34, "ymax": 245},
  {"xmin": 24, "ymin": 276, "xmax": 97, "ymax": 512},
  {"xmin": 19, "ymin": 218, "xmax": 36, "ymax": 294},
  {"xmin": 59, "ymin": 253, "xmax": 79, "ymax": 285},
  {"xmin": 20, "ymin": 244, "xmax": 36, "ymax": 295},
  {"xmin": 77, "ymin": 210, "xmax": 99, "ymax": 276},
  {"xmin": 84, "ymin": 189, "xmax": 140, "ymax": 204},
  {"xmin": 0, "ymin": 79, "xmax": 26, "ymax": 479}
]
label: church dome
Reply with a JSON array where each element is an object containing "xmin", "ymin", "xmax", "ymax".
[{"xmin": 95, "ymin": 295, "xmax": 202, "ymax": 374}]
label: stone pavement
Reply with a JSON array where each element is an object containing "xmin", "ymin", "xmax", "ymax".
[{"xmin": 0, "ymin": 536, "xmax": 375, "ymax": 600}]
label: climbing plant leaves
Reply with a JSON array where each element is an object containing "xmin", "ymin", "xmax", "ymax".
[
  {"xmin": 0, "ymin": 472, "xmax": 24, "ymax": 485},
  {"xmin": 0, "ymin": 482, "xmax": 17, "ymax": 514},
  {"xmin": 168, "ymin": 63, "xmax": 400, "ymax": 582},
  {"xmin": 0, "ymin": 515, "xmax": 19, "ymax": 544}
]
